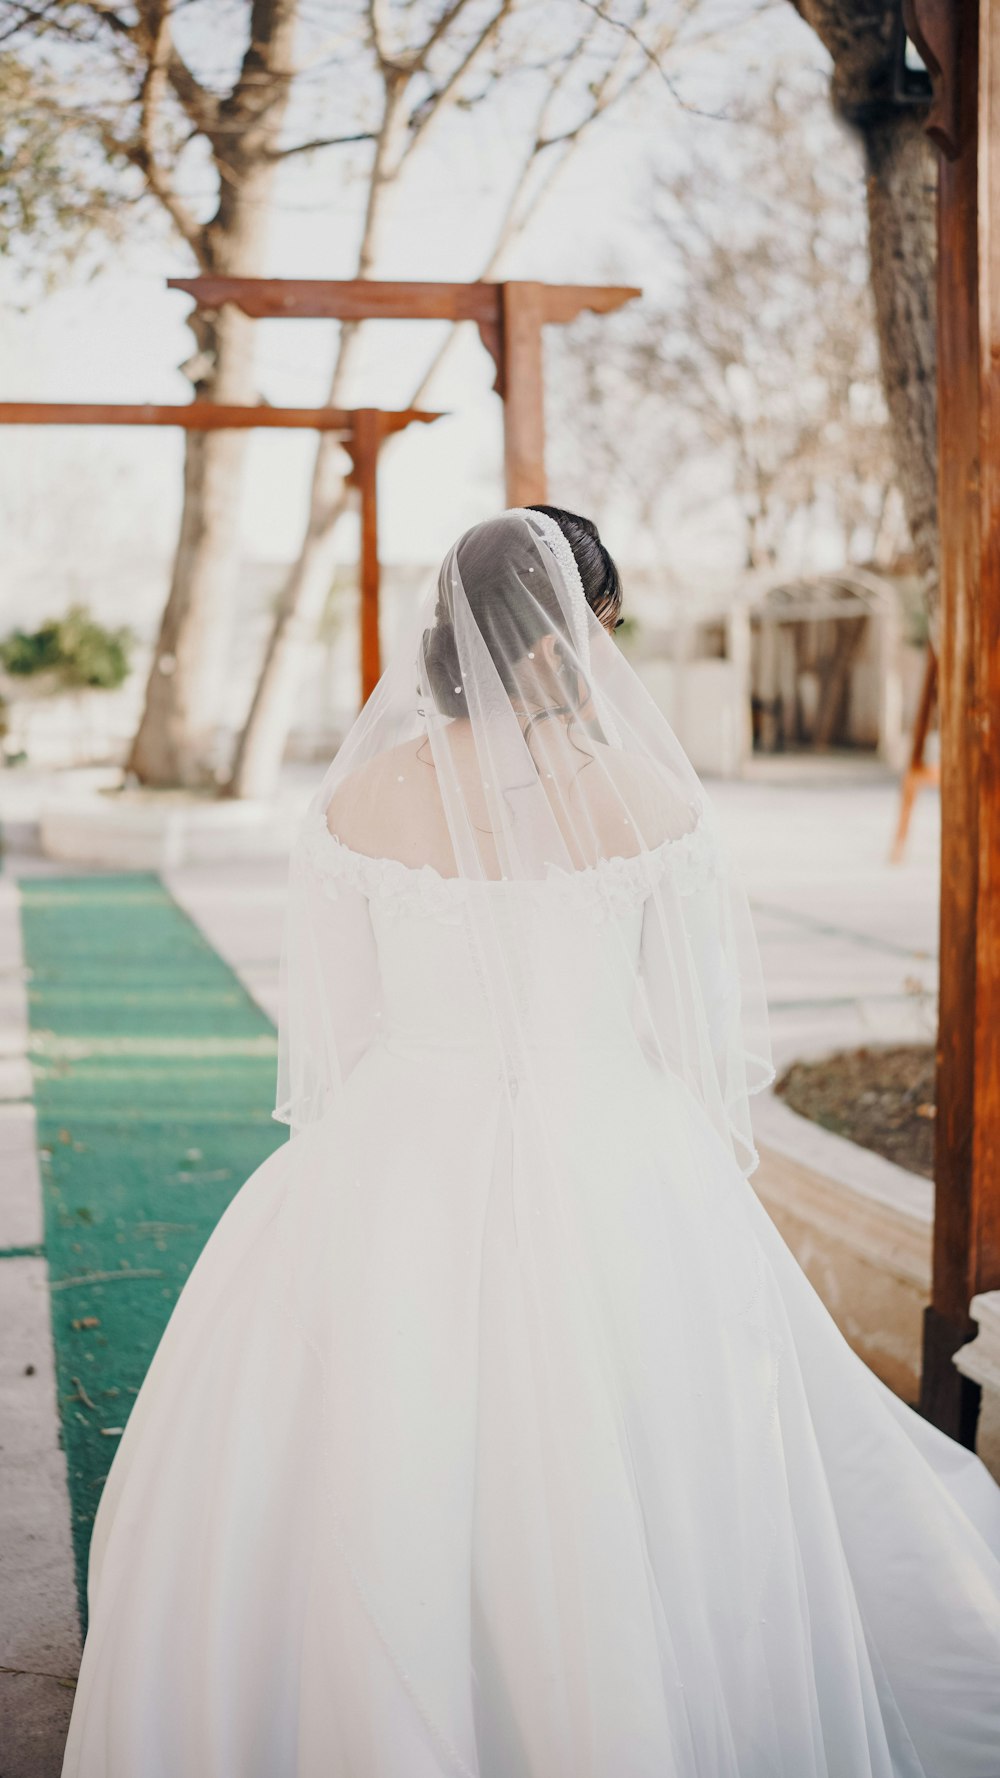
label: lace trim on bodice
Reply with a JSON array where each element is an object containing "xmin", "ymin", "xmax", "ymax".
[{"xmin": 297, "ymin": 802, "xmax": 718, "ymax": 921}]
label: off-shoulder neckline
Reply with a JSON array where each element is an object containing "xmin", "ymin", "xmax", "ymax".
[{"xmin": 301, "ymin": 799, "xmax": 706, "ymax": 889}]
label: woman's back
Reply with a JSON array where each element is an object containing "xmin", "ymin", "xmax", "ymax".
[{"xmin": 323, "ymin": 725, "xmax": 696, "ymax": 881}]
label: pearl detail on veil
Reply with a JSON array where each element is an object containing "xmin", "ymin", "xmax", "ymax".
[{"xmin": 504, "ymin": 506, "xmax": 591, "ymax": 668}]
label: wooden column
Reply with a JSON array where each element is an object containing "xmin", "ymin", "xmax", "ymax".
[
  {"xmin": 918, "ymin": 0, "xmax": 1000, "ymax": 1439},
  {"xmin": 346, "ymin": 408, "xmax": 384, "ymax": 703},
  {"xmin": 889, "ymin": 650, "xmax": 938, "ymax": 864},
  {"xmin": 501, "ymin": 282, "xmax": 548, "ymax": 506}
]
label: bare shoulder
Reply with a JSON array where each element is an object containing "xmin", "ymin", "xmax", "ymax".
[
  {"xmin": 323, "ymin": 737, "xmax": 433, "ymax": 848},
  {"xmin": 591, "ymin": 741, "xmax": 698, "ymax": 844}
]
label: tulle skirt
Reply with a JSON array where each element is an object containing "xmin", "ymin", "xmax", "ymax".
[{"xmin": 61, "ymin": 1040, "xmax": 1000, "ymax": 1777}]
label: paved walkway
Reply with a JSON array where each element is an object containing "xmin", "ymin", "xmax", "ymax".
[
  {"xmin": 0, "ymin": 762, "xmax": 940, "ymax": 1774},
  {"xmin": 713, "ymin": 767, "xmax": 939, "ymax": 1070}
]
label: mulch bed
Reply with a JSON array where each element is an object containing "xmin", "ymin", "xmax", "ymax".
[{"xmin": 775, "ymin": 1044, "xmax": 936, "ymax": 1180}]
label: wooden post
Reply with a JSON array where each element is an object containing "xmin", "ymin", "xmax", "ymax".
[
  {"xmin": 757, "ymin": 613, "xmax": 780, "ymax": 753},
  {"xmin": 501, "ymin": 282, "xmax": 548, "ymax": 506},
  {"xmin": 917, "ymin": 0, "xmax": 1000, "ymax": 1439},
  {"xmin": 346, "ymin": 409, "xmax": 384, "ymax": 703},
  {"xmin": 889, "ymin": 650, "xmax": 938, "ymax": 864}
]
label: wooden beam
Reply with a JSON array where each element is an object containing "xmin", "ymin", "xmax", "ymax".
[
  {"xmin": 533, "ymin": 284, "xmax": 643, "ymax": 324},
  {"xmin": 376, "ymin": 408, "xmax": 444, "ymax": 438},
  {"xmin": 920, "ymin": 0, "xmax": 1000, "ymax": 1440},
  {"xmin": 0, "ymin": 399, "xmax": 442, "ymax": 712},
  {"xmin": 167, "ymin": 276, "xmax": 640, "ymax": 326},
  {"xmin": 170, "ymin": 277, "xmax": 499, "ymax": 323},
  {"xmin": 0, "ymin": 402, "xmax": 441, "ymax": 432}
]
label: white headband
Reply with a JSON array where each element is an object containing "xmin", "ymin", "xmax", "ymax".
[
  {"xmin": 505, "ymin": 506, "xmax": 623, "ymax": 747},
  {"xmin": 505, "ymin": 507, "xmax": 591, "ymax": 668}
]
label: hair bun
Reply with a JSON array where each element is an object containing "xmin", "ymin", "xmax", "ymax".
[{"xmin": 422, "ymin": 618, "xmax": 464, "ymax": 717}]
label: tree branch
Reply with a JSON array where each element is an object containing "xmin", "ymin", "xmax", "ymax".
[
  {"xmin": 408, "ymin": 10, "xmax": 648, "ymax": 407},
  {"xmin": 409, "ymin": 0, "xmax": 479, "ymax": 73},
  {"xmin": 407, "ymin": 0, "xmax": 514, "ymax": 150},
  {"xmin": 213, "ymin": 0, "xmax": 298, "ymax": 165},
  {"xmin": 134, "ymin": 1, "xmax": 222, "ymax": 134},
  {"xmin": 269, "ymin": 128, "xmax": 376, "ymax": 160},
  {"xmin": 164, "ymin": 45, "xmax": 222, "ymax": 136},
  {"xmin": 573, "ymin": 0, "xmax": 733, "ymax": 120},
  {"xmin": 367, "ymin": 0, "xmax": 394, "ymax": 74},
  {"xmin": 70, "ymin": 1, "xmax": 223, "ymax": 139},
  {"xmin": 0, "ymin": 2, "xmax": 64, "ymax": 45},
  {"xmin": 99, "ymin": 121, "xmax": 205, "ymax": 253},
  {"xmin": 118, "ymin": 0, "xmax": 207, "ymax": 250}
]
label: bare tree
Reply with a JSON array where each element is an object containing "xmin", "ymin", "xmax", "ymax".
[
  {"xmin": 3, "ymin": 0, "xmax": 315, "ymax": 784},
  {"xmin": 228, "ymin": 0, "xmax": 701, "ymax": 800},
  {"xmin": 4, "ymin": 0, "xmax": 706, "ymax": 793},
  {"xmin": 550, "ymin": 70, "xmax": 901, "ymax": 579},
  {"xmin": 0, "ymin": 50, "xmax": 126, "ymax": 275},
  {"xmin": 788, "ymin": 0, "xmax": 938, "ymax": 620}
]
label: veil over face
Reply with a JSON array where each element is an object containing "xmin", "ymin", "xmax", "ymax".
[{"xmin": 276, "ymin": 507, "xmax": 772, "ymax": 1171}]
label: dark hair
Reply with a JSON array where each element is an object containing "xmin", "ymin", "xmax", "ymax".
[
  {"xmin": 422, "ymin": 507, "xmax": 622, "ymax": 717},
  {"xmin": 527, "ymin": 505, "xmax": 623, "ymax": 631}
]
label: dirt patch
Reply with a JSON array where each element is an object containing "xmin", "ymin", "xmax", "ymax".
[{"xmin": 775, "ymin": 1044, "xmax": 936, "ymax": 1180}]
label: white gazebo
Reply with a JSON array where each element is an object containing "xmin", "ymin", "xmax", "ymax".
[
  {"xmin": 630, "ymin": 567, "xmax": 913, "ymax": 778},
  {"xmin": 747, "ymin": 569, "xmax": 906, "ymax": 765}
]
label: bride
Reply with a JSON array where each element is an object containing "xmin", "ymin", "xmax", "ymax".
[{"xmin": 62, "ymin": 507, "xmax": 1000, "ymax": 1777}]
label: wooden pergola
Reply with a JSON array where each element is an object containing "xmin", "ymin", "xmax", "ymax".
[
  {"xmin": 904, "ymin": 0, "xmax": 1000, "ymax": 1439},
  {"xmin": 166, "ymin": 277, "xmax": 641, "ymax": 508},
  {"xmin": 1, "ymin": 278, "xmax": 638, "ymax": 700},
  {"xmin": 0, "ymin": 400, "xmax": 442, "ymax": 701}
]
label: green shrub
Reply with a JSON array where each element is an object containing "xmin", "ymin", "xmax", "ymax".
[{"xmin": 0, "ymin": 606, "xmax": 132, "ymax": 690}]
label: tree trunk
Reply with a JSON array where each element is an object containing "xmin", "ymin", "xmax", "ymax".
[
  {"xmin": 861, "ymin": 110, "xmax": 939, "ymax": 623},
  {"xmin": 229, "ymin": 79, "xmax": 542, "ymax": 800},
  {"xmin": 225, "ymin": 441, "xmax": 352, "ymax": 798},
  {"xmin": 127, "ymin": 300, "xmax": 258, "ymax": 786},
  {"xmin": 226, "ymin": 325, "xmax": 367, "ymax": 799},
  {"xmin": 227, "ymin": 78, "xmax": 408, "ymax": 800},
  {"xmin": 789, "ymin": 0, "xmax": 939, "ymax": 622},
  {"xmin": 229, "ymin": 20, "xmax": 647, "ymax": 800},
  {"xmin": 127, "ymin": 0, "xmax": 299, "ymax": 789}
]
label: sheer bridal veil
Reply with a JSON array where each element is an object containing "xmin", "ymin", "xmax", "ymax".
[{"xmin": 276, "ymin": 506, "xmax": 772, "ymax": 1173}]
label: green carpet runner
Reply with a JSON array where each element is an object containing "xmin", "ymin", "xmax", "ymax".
[{"xmin": 18, "ymin": 873, "xmax": 284, "ymax": 1627}]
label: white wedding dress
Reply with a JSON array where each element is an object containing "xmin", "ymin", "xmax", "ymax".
[
  {"xmin": 62, "ymin": 810, "xmax": 1000, "ymax": 1778},
  {"xmin": 61, "ymin": 512, "xmax": 1000, "ymax": 1777}
]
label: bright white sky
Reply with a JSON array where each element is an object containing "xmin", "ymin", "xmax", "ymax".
[{"xmin": 0, "ymin": 0, "xmax": 826, "ymax": 617}]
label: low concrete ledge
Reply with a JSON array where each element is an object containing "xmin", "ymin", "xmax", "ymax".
[
  {"xmin": 39, "ymin": 792, "xmax": 297, "ymax": 871},
  {"xmin": 753, "ymin": 1089, "xmax": 932, "ymax": 1403},
  {"xmin": 954, "ymin": 1292, "xmax": 1000, "ymax": 1481},
  {"xmin": 0, "ymin": 879, "xmax": 80, "ymax": 1774}
]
